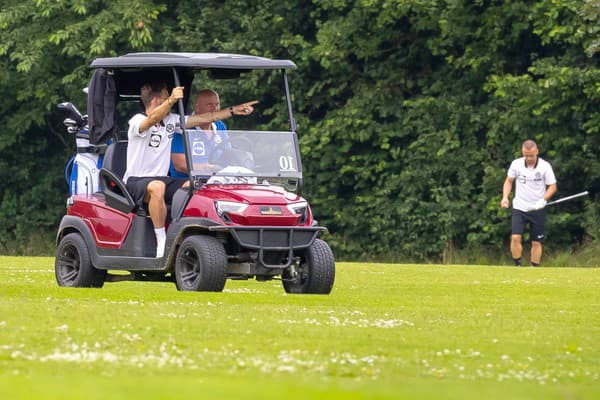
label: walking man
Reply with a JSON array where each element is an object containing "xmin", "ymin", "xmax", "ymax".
[{"xmin": 500, "ymin": 139, "xmax": 557, "ymax": 266}]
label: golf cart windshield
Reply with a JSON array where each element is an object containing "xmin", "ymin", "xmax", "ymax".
[{"xmin": 186, "ymin": 130, "xmax": 301, "ymax": 187}]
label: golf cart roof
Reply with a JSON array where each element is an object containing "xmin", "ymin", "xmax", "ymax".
[{"xmin": 90, "ymin": 52, "xmax": 297, "ymax": 70}]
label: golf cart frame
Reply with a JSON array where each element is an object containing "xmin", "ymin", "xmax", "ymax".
[{"xmin": 55, "ymin": 52, "xmax": 335, "ymax": 294}]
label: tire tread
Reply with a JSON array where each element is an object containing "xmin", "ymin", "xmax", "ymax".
[
  {"xmin": 283, "ymin": 239, "xmax": 335, "ymax": 294},
  {"xmin": 175, "ymin": 235, "xmax": 227, "ymax": 292}
]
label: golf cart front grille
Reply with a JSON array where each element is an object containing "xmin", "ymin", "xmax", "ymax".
[{"xmin": 209, "ymin": 226, "xmax": 326, "ymax": 268}]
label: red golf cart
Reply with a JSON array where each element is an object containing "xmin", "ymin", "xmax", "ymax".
[{"xmin": 55, "ymin": 52, "xmax": 335, "ymax": 294}]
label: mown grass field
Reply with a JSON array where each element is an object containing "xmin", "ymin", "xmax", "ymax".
[{"xmin": 0, "ymin": 256, "xmax": 598, "ymax": 399}]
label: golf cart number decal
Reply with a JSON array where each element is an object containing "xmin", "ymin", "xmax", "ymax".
[{"xmin": 279, "ymin": 156, "xmax": 296, "ymax": 171}]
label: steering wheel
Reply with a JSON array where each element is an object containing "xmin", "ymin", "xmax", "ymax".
[{"xmin": 208, "ymin": 136, "xmax": 254, "ymax": 165}]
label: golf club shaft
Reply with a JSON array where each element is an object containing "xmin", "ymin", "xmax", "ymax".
[{"xmin": 547, "ymin": 191, "xmax": 589, "ymax": 206}]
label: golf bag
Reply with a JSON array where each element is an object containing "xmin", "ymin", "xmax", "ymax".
[
  {"xmin": 59, "ymin": 101, "xmax": 106, "ymax": 196},
  {"xmin": 66, "ymin": 130, "xmax": 105, "ymax": 196}
]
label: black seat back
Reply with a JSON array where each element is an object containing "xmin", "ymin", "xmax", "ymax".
[
  {"xmin": 99, "ymin": 140, "xmax": 137, "ymax": 214},
  {"xmin": 102, "ymin": 140, "xmax": 128, "ymax": 179},
  {"xmin": 171, "ymin": 187, "xmax": 193, "ymax": 221}
]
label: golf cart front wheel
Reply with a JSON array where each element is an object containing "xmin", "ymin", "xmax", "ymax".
[
  {"xmin": 55, "ymin": 233, "xmax": 106, "ymax": 288},
  {"xmin": 175, "ymin": 235, "xmax": 227, "ymax": 292},
  {"xmin": 283, "ymin": 239, "xmax": 335, "ymax": 294}
]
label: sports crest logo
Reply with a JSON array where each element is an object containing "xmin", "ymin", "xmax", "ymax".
[
  {"xmin": 192, "ymin": 141, "xmax": 206, "ymax": 156},
  {"xmin": 149, "ymin": 133, "xmax": 162, "ymax": 147}
]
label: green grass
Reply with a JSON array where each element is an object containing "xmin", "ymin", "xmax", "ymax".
[{"xmin": 1, "ymin": 257, "xmax": 599, "ymax": 399}]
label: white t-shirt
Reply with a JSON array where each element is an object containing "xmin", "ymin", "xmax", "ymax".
[
  {"xmin": 507, "ymin": 157, "xmax": 556, "ymax": 212},
  {"xmin": 123, "ymin": 113, "xmax": 182, "ymax": 183}
]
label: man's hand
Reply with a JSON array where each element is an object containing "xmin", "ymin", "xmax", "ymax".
[
  {"xmin": 534, "ymin": 199, "xmax": 547, "ymax": 210},
  {"xmin": 169, "ymin": 86, "xmax": 184, "ymax": 105},
  {"xmin": 233, "ymin": 100, "xmax": 259, "ymax": 116},
  {"xmin": 528, "ymin": 199, "xmax": 547, "ymax": 211},
  {"xmin": 500, "ymin": 197, "xmax": 510, "ymax": 208}
]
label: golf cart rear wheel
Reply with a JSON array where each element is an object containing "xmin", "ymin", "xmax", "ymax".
[
  {"xmin": 55, "ymin": 233, "xmax": 106, "ymax": 288},
  {"xmin": 283, "ymin": 239, "xmax": 335, "ymax": 294},
  {"xmin": 175, "ymin": 235, "xmax": 227, "ymax": 292}
]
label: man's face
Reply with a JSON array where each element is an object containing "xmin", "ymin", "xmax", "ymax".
[
  {"xmin": 151, "ymin": 89, "xmax": 169, "ymax": 108},
  {"xmin": 194, "ymin": 92, "xmax": 220, "ymax": 114},
  {"xmin": 159, "ymin": 89, "xmax": 169, "ymax": 101},
  {"xmin": 149, "ymin": 89, "xmax": 169, "ymax": 110},
  {"xmin": 522, "ymin": 146, "xmax": 538, "ymax": 166}
]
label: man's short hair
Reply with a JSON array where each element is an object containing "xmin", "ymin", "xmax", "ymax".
[
  {"xmin": 522, "ymin": 139, "xmax": 537, "ymax": 150},
  {"xmin": 194, "ymin": 88, "xmax": 219, "ymax": 103},
  {"xmin": 140, "ymin": 81, "xmax": 167, "ymax": 108}
]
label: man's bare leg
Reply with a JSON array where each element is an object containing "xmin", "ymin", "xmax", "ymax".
[
  {"xmin": 145, "ymin": 180, "xmax": 167, "ymax": 257},
  {"xmin": 531, "ymin": 241, "xmax": 542, "ymax": 266},
  {"xmin": 145, "ymin": 180, "xmax": 167, "ymax": 228},
  {"xmin": 511, "ymin": 234, "xmax": 523, "ymax": 266}
]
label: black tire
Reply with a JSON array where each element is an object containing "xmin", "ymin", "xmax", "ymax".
[
  {"xmin": 283, "ymin": 239, "xmax": 335, "ymax": 294},
  {"xmin": 55, "ymin": 233, "xmax": 106, "ymax": 288},
  {"xmin": 175, "ymin": 235, "xmax": 227, "ymax": 292}
]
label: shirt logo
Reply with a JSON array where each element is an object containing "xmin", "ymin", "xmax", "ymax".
[
  {"xmin": 166, "ymin": 123, "xmax": 175, "ymax": 133},
  {"xmin": 192, "ymin": 141, "xmax": 206, "ymax": 156},
  {"xmin": 149, "ymin": 133, "xmax": 162, "ymax": 147}
]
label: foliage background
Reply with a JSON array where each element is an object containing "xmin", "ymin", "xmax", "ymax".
[{"xmin": 0, "ymin": 0, "xmax": 598, "ymax": 261}]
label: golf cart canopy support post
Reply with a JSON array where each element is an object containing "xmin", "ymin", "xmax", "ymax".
[
  {"xmin": 171, "ymin": 67, "xmax": 194, "ymax": 190},
  {"xmin": 282, "ymin": 70, "xmax": 296, "ymax": 132}
]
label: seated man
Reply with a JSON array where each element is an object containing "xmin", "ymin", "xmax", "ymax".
[
  {"xmin": 124, "ymin": 82, "xmax": 257, "ymax": 257},
  {"xmin": 170, "ymin": 89, "xmax": 229, "ymax": 177}
]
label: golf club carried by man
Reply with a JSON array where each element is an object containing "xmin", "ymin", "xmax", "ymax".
[{"xmin": 500, "ymin": 139, "xmax": 557, "ymax": 266}]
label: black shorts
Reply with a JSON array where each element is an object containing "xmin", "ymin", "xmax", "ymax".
[
  {"xmin": 511, "ymin": 208, "xmax": 547, "ymax": 242},
  {"xmin": 125, "ymin": 176, "xmax": 187, "ymax": 206}
]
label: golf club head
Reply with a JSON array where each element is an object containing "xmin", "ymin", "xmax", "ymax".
[
  {"xmin": 63, "ymin": 117, "xmax": 78, "ymax": 127},
  {"xmin": 57, "ymin": 102, "xmax": 85, "ymax": 128}
]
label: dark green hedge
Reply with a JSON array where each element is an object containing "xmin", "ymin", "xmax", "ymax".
[{"xmin": 1, "ymin": 1, "xmax": 598, "ymax": 259}]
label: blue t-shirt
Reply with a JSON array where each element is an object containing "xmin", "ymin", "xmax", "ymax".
[{"xmin": 169, "ymin": 120, "xmax": 227, "ymax": 177}]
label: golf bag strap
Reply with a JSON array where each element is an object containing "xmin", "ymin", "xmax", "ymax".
[{"xmin": 77, "ymin": 145, "xmax": 105, "ymax": 154}]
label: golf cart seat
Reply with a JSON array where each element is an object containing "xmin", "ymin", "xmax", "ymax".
[
  {"xmin": 102, "ymin": 140, "xmax": 128, "ymax": 179},
  {"xmin": 99, "ymin": 141, "xmax": 185, "ymax": 221},
  {"xmin": 99, "ymin": 141, "xmax": 138, "ymax": 214}
]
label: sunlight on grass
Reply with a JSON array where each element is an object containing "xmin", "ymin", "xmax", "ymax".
[{"xmin": 0, "ymin": 257, "xmax": 599, "ymax": 399}]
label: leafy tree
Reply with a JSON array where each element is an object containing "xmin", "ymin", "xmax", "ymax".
[
  {"xmin": 0, "ymin": 0, "xmax": 166, "ymax": 252},
  {"xmin": 0, "ymin": 0, "xmax": 597, "ymax": 261},
  {"xmin": 298, "ymin": 0, "xmax": 599, "ymax": 260}
]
